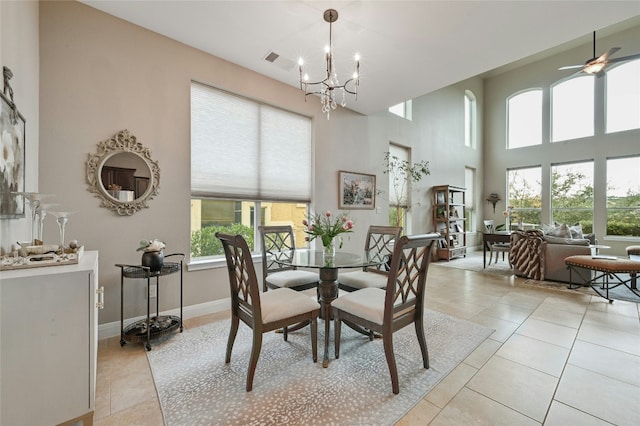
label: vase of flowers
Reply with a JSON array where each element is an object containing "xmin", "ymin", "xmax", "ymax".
[
  {"xmin": 303, "ymin": 210, "xmax": 354, "ymax": 261},
  {"xmin": 503, "ymin": 205, "xmax": 514, "ymax": 231},
  {"xmin": 137, "ymin": 238, "xmax": 166, "ymax": 272}
]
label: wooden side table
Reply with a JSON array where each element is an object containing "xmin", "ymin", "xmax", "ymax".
[{"xmin": 116, "ymin": 253, "xmax": 184, "ymax": 350}]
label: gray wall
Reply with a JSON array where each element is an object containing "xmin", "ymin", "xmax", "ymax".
[{"xmin": 483, "ymin": 23, "xmax": 640, "ymax": 255}]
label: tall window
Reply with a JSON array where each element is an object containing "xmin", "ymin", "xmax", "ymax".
[
  {"xmin": 388, "ymin": 100, "xmax": 412, "ymax": 120},
  {"xmin": 464, "ymin": 167, "xmax": 475, "ymax": 231},
  {"xmin": 507, "ymin": 166, "xmax": 542, "ymax": 225},
  {"xmin": 507, "ymin": 89, "xmax": 542, "ymax": 148},
  {"xmin": 551, "ymin": 75, "xmax": 594, "ymax": 142},
  {"xmin": 464, "ymin": 90, "xmax": 477, "ymax": 148},
  {"xmin": 387, "ymin": 143, "xmax": 410, "ymax": 231},
  {"xmin": 606, "ymin": 156, "xmax": 640, "ymax": 237},
  {"xmin": 606, "ymin": 59, "xmax": 640, "ymax": 134},
  {"xmin": 551, "ymin": 161, "xmax": 594, "ymax": 233},
  {"xmin": 190, "ymin": 82, "xmax": 311, "ymax": 258}
]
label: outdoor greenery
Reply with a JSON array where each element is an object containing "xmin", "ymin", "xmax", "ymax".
[
  {"xmin": 508, "ymin": 168, "xmax": 639, "ymax": 236},
  {"xmin": 191, "ymin": 223, "xmax": 254, "ymax": 257}
]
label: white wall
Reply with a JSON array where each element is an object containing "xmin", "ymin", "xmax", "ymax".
[{"xmin": 0, "ymin": 0, "xmax": 39, "ymax": 254}]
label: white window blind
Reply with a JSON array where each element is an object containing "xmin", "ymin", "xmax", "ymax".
[{"xmin": 191, "ymin": 82, "xmax": 312, "ymax": 202}]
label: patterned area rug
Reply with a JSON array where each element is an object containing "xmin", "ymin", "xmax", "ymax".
[
  {"xmin": 434, "ymin": 250, "xmax": 514, "ymax": 276},
  {"xmin": 147, "ymin": 309, "xmax": 493, "ymax": 426}
]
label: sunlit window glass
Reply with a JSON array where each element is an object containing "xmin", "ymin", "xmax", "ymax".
[
  {"xmin": 606, "ymin": 60, "xmax": 640, "ymax": 133},
  {"xmin": 551, "ymin": 75, "xmax": 594, "ymax": 142},
  {"xmin": 507, "ymin": 90, "xmax": 542, "ymax": 148}
]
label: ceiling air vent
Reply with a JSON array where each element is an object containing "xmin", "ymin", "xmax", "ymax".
[
  {"xmin": 263, "ymin": 51, "xmax": 295, "ymax": 71},
  {"xmin": 265, "ymin": 52, "xmax": 280, "ymax": 63}
]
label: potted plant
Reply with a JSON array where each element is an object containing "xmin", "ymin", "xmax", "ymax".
[
  {"xmin": 137, "ymin": 238, "xmax": 166, "ymax": 272},
  {"xmin": 382, "ymin": 151, "xmax": 430, "ymax": 228}
]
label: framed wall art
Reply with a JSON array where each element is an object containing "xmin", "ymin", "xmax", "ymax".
[
  {"xmin": 0, "ymin": 91, "xmax": 26, "ymax": 218},
  {"xmin": 339, "ymin": 170, "xmax": 376, "ymax": 210}
]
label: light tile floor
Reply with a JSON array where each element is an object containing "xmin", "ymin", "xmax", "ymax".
[{"xmin": 94, "ymin": 262, "xmax": 640, "ymax": 425}]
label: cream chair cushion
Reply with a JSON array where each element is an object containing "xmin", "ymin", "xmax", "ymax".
[
  {"xmin": 332, "ymin": 287, "xmax": 386, "ymax": 325},
  {"xmin": 265, "ymin": 270, "xmax": 319, "ymax": 288},
  {"xmin": 260, "ymin": 288, "xmax": 321, "ymax": 324},
  {"xmin": 338, "ymin": 270, "xmax": 388, "ymax": 290}
]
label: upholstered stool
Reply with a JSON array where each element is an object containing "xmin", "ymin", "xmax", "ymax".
[
  {"xmin": 626, "ymin": 245, "xmax": 640, "ymax": 256},
  {"xmin": 565, "ymin": 255, "xmax": 640, "ymax": 302}
]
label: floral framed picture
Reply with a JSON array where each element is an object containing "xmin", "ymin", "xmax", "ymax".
[
  {"xmin": 339, "ymin": 170, "xmax": 376, "ymax": 210},
  {"xmin": 0, "ymin": 91, "xmax": 26, "ymax": 219}
]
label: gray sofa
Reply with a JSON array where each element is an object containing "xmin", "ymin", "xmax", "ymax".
[{"xmin": 511, "ymin": 231, "xmax": 593, "ymax": 283}]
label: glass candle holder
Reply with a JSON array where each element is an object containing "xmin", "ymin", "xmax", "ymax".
[
  {"xmin": 50, "ymin": 211, "xmax": 76, "ymax": 250},
  {"xmin": 37, "ymin": 203, "xmax": 59, "ymax": 243},
  {"xmin": 13, "ymin": 192, "xmax": 55, "ymax": 243}
]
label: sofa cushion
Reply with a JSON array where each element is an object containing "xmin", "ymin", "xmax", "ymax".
[
  {"xmin": 543, "ymin": 223, "xmax": 571, "ymax": 238},
  {"xmin": 544, "ymin": 235, "xmax": 590, "ymax": 245}
]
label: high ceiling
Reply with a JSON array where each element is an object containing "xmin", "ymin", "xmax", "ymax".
[{"xmin": 80, "ymin": 1, "xmax": 640, "ymax": 116}]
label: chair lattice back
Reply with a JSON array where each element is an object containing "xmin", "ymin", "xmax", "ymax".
[
  {"xmin": 384, "ymin": 234, "xmax": 439, "ymax": 322},
  {"xmin": 364, "ymin": 226, "xmax": 402, "ymax": 273},
  {"xmin": 259, "ymin": 225, "xmax": 297, "ymax": 276},
  {"xmin": 217, "ymin": 233, "xmax": 261, "ymax": 319},
  {"xmin": 484, "ymin": 220, "xmax": 495, "ymax": 233}
]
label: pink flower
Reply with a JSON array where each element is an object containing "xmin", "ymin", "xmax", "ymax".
[
  {"xmin": 325, "ymin": 210, "xmax": 331, "ymax": 217},
  {"xmin": 302, "ymin": 218, "xmax": 308, "ymax": 226}
]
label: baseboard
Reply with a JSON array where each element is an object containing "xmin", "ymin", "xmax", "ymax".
[{"xmin": 98, "ymin": 298, "xmax": 230, "ymax": 340}]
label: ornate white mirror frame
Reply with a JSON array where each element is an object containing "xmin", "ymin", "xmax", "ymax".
[{"xmin": 86, "ymin": 129, "xmax": 160, "ymax": 216}]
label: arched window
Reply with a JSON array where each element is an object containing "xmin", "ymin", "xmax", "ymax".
[
  {"xmin": 551, "ymin": 75, "xmax": 594, "ymax": 142},
  {"xmin": 507, "ymin": 89, "xmax": 542, "ymax": 149},
  {"xmin": 464, "ymin": 90, "xmax": 477, "ymax": 148},
  {"xmin": 606, "ymin": 59, "xmax": 640, "ymax": 134}
]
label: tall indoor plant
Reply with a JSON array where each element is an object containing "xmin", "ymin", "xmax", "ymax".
[{"xmin": 382, "ymin": 151, "xmax": 430, "ymax": 228}]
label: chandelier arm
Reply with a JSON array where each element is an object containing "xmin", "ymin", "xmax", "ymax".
[{"xmin": 297, "ymin": 9, "xmax": 359, "ymax": 119}]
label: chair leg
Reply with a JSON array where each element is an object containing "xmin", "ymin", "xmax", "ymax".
[
  {"xmin": 382, "ymin": 333, "xmax": 399, "ymax": 394},
  {"xmin": 414, "ymin": 319, "xmax": 429, "ymax": 369},
  {"xmin": 246, "ymin": 331, "xmax": 263, "ymax": 392},
  {"xmin": 310, "ymin": 316, "xmax": 318, "ymax": 362},
  {"xmin": 225, "ymin": 315, "xmax": 239, "ymax": 364},
  {"xmin": 334, "ymin": 314, "xmax": 342, "ymax": 359},
  {"xmin": 283, "ymin": 326, "xmax": 288, "ymax": 341}
]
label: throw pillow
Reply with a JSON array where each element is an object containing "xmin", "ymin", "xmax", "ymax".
[
  {"xmin": 544, "ymin": 223, "xmax": 571, "ymax": 238},
  {"xmin": 583, "ymin": 233, "xmax": 596, "ymax": 245},
  {"xmin": 569, "ymin": 223, "xmax": 583, "ymax": 239}
]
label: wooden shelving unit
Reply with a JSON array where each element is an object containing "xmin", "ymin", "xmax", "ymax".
[{"xmin": 433, "ymin": 185, "xmax": 467, "ymax": 260}]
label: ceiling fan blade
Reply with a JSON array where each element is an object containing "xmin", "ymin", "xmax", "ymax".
[
  {"xmin": 558, "ymin": 64, "xmax": 583, "ymax": 71},
  {"xmin": 599, "ymin": 47, "xmax": 621, "ymax": 62},
  {"xmin": 608, "ymin": 52, "xmax": 640, "ymax": 64}
]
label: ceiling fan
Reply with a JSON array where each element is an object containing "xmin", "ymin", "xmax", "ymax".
[{"xmin": 558, "ymin": 31, "xmax": 640, "ymax": 77}]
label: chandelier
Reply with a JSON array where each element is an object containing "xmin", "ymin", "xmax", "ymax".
[{"xmin": 298, "ymin": 9, "xmax": 360, "ymax": 119}]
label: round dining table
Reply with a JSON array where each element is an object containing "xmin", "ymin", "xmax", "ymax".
[{"xmin": 275, "ymin": 249, "xmax": 385, "ymax": 367}]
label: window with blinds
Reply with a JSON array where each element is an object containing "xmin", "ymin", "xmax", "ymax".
[{"xmin": 190, "ymin": 82, "xmax": 312, "ymax": 258}]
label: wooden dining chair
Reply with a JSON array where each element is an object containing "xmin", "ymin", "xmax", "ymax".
[
  {"xmin": 332, "ymin": 233, "xmax": 440, "ymax": 394},
  {"xmin": 216, "ymin": 232, "xmax": 321, "ymax": 391},
  {"xmin": 259, "ymin": 225, "xmax": 319, "ymax": 293},
  {"xmin": 338, "ymin": 225, "xmax": 402, "ymax": 292},
  {"xmin": 483, "ymin": 220, "xmax": 511, "ymax": 265}
]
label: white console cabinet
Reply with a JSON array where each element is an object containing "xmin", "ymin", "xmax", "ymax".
[{"xmin": 1, "ymin": 251, "xmax": 100, "ymax": 426}]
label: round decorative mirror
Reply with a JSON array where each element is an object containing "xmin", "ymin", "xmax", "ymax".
[{"xmin": 86, "ymin": 129, "xmax": 160, "ymax": 215}]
